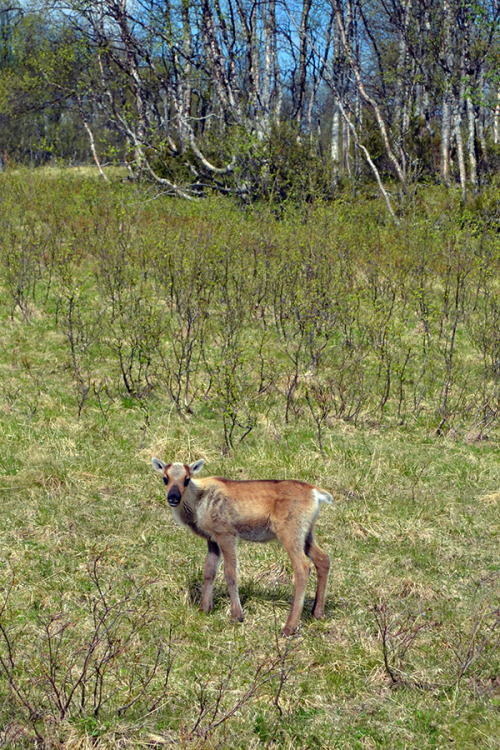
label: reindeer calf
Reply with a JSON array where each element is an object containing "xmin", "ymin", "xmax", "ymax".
[{"xmin": 152, "ymin": 458, "xmax": 332, "ymax": 636}]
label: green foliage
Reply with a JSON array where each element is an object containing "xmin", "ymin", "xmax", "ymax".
[
  {"xmin": 459, "ymin": 184, "xmax": 500, "ymax": 233},
  {"xmin": 0, "ymin": 6, "xmax": 117, "ymax": 166},
  {"xmin": 149, "ymin": 122, "xmax": 334, "ymax": 205},
  {"xmin": 1, "ymin": 170, "xmax": 500, "ymax": 442},
  {"xmin": 231, "ymin": 121, "xmax": 334, "ymax": 204}
]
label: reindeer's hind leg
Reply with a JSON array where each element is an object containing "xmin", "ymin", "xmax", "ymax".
[
  {"xmin": 305, "ymin": 532, "xmax": 330, "ymax": 620},
  {"xmin": 280, "ymin": 535, "xmax": 312, "ymax": 636}
]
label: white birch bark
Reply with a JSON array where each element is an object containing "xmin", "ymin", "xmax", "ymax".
[
  {"xmin": 332, "ymin": 0, "xmax": 407, "ymax": 191},
  {"xmin": 494, "ymin": 88, "xmax": 500, "ymax": 145},
  {"xmin": 331, "ymin": 105, "xmax": 341, "ymax": 175},
  {"xmin": 441, "ymin": 0, "xmax": 454, "ymax": 182},
  {"xmin": 261, "ymin": 0, "xmax": 275, "ymax": 135},
  {"xmin": 200, "ymin": 0, "xmax": 241, "ymax": 120},
  {"xmin": 453, "ymin": 93, "xmax": 467, "ymax": 201},
  {"xmin": 77, "ymin": 96, "xmax": 108, "ymax": 181},
  {"xmin": 466, "ymin": 96, "xmax": 478, "ymax": 193},
  {"xmin": 330, "ymin": 13, "xmax": 342, "ymax": 179},
  {"xmin": 394, "ymin": 0, "xmax": 412, "ymax": 180},
  {"xmin": 477, "ymin": 66, "xmax": 487, "ymax": 165},
  {"xmin": 295, "ymin": 0, "xmax": 311, "ymax": 124}
]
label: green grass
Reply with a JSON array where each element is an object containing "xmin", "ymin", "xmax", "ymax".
[{"xmin": 0, "ymin": 169, "xmax": 499, "ymax": 748}]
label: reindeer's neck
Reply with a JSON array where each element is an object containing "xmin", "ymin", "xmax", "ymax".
[{"xmin": 173, "ymin": 482, "xmax": 207, "ymax": 538}]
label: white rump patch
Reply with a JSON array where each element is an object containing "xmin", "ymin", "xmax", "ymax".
[{"xmin": 313, "ymin": 488, "xmax": 333, "ymax": 505}]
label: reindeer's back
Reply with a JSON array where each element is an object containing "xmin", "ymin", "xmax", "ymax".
[{"xmin": 193, "ymin": 477, "xmax": 327, "ymax": 538}]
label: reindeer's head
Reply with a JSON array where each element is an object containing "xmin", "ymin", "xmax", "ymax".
[{"xmin": 152, "ymin": 458, "xmax": 204, "ymax": 507}]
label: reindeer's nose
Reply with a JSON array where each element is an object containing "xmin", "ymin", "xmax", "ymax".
[{"xmin": 167, "ymin": 487, "xmax": 182, "ymax": 507}]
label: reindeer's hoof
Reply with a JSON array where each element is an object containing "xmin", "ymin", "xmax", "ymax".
[{"xmin": 312, "ymin": 608, "xmax": 325, "ymax": 620}]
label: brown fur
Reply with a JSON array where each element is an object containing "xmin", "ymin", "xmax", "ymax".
[{"xmin": 152, "ymin": 459, "xmax": 332, "ymax": 636}]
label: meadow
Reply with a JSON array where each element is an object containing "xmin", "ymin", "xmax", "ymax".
[{"xmin": 0, "ymin": 169, "xmax": 499, "ymax": 748}]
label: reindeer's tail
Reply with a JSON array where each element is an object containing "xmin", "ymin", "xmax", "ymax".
[{"xmin": 313, "ymin": 489, "xmax": 333, "ymax": 504}]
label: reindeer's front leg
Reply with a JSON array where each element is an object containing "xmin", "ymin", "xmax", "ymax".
[
  {"xmin": 201, "ymin": 540, "xmax": 221, "ymax": 613},
  {"xmin": 217, "ymin": 535, "xmax": 243, "ymax": 622}
]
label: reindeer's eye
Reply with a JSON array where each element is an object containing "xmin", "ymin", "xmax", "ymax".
[
  {"xmin": 184, "ymin": 477, "xmax": 190, "ymax": 487},
  {"xmin": 163, "ymin": 477, "xmax": 168, "ymax": 485}
]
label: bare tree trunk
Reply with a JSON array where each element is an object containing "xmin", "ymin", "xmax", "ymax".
[
  {"xmin": 272, "ymin": 1, "xmax": 283, "ymax": 123},
  {"xmin": 462, "ymin": 7, "xmax": 478, "ymax": 194},
  {"xmin": 477, "ymin": 66, "xmax": 487, "ymax": 167},
  {"xmin": 251, "ymin": 1, "xmax": 260, "ymax": 114},
  {"xmin": 441, "ymin": 96, "xmax": 452, "ymax": 181},
  {"xmin": 441, "ymin": 0, "xmax": 454, "ymax": 182},
  {"xmin": 331, "ymin": 105, "xmax": 341, "ymax": 178},
  {"xmin": 306, "ymin": 8, "xmax": 334, "ymax": 142},
  {"xmin": 283, "ymin": 0, "xmax": 396, "ymax": 217},
  {"xmin": 330, "ymin": 13, "xmax": 342, "ymax": 181},
  {"xmin": 181, "ymin": 3, "xmax": 193, "ymax": 122},
  {"xmin": 417, "ymin": 4, "xmax": 433, "ymax": 137},
  {"xmin": 112, "ymin": 3, "xmax": 148, "ymax": 170},
  {"xmin": 453, "ymin": 96, "xmax": 467, "ymax": 201},
  {"xmin": 331, "ymin": 79, "xmax": 398, "ymax": 220},
  {"xmin": 394, "ymin": 0, "xmax": 413, "ymax": 180},
  {"xmin": 77, "ymin": 97, "xmax": 108, "ymax": 181},
  {"xmin": 295, "ymin": 0, "xmax": 312, "ymax": 125},
  {"xmin": 466, "ymin": 96, "xmax": 478, "ymax": 194},
  {"xmin": 174, "ymin": 0, "xmax": 193, "ymax": 150},
  {"xmin": 235, "ymin": 0, "xmax": 259, "ymax": 119},
  {"xmin": 494, "ymin": 87, "xmax": 500, "ymax": 145},
  {"xmin": 261, "ymin": 0, "xmax": 274, "ymax": 135},
  {"xmin": 333, "ymin": 0, "xmax": 407, "ymax": 191},
  {"xmin": 201, "ymin": 0, "xmax": 240, "ymax": 120},
  {"xmin": 213, "ymin": 0, "xmax": 238, "ymax": 96}
]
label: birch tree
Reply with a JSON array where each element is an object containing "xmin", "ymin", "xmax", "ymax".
[{"xmin": 3, "ymin": 0, "xmax": 500, "ymax": 205}]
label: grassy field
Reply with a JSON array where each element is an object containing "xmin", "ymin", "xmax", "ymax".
[{"xmin": 0, "ymin": 170, "xmax": 499, "ymax": 748}]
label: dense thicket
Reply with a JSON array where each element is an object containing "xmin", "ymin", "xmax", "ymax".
[
  {"xmin": 2, "ymin": 172, "xmax": 500, "ymax": 449},
  {"xmin": 1, "ymin": 1, "xmax": 500, "ymax": 206}
]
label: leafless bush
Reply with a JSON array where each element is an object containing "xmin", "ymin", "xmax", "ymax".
[
  {"xmin": 0, "ymin": 559, "xmax": 174, "ymax": 744},
  {"xmin": 58, "ymin": 287, "xmax": 108, "ymax": 416},
  {"xmin": 1, "ymin": 220, "xmax": 47, "ymax": 321},
  {"xmin": 202, "ymin": 262, "xmax": 257, "ymax": 450},
  {"xmin": 186, "ymin": 627, "xmax": 299, "ymax": 743},
  {"xmin": 373, "ymin": 575, "xmax": 500, "ymax": 692},
  {"xmin": 441, "ymin": 573, "xmax": 500, "ymax": 687},
  {"xmin": 372, "ymin": 600, "xmax": 430, "ymax": 686},
  {"xmin": 110, "ymin": 293, "xmax": 164, "ymax": 399}
]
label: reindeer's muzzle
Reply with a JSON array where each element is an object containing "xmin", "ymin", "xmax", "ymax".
[{"xmin": 167, "ymin": 487, "xmax": 182, "ymax": 507}]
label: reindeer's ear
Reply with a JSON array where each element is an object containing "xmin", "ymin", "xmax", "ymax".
[
  {"xmin": 152, "ymin": 458, "xmax": 166, "ymax": 473},
  {"xmin": 190, "ymin": 459, "xmax": 204, "ymax": 475}
]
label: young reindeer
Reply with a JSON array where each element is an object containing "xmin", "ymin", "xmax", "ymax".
[{"xmin": 152, "ymin": 458, "xmax": 332, "ymax": 636}]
